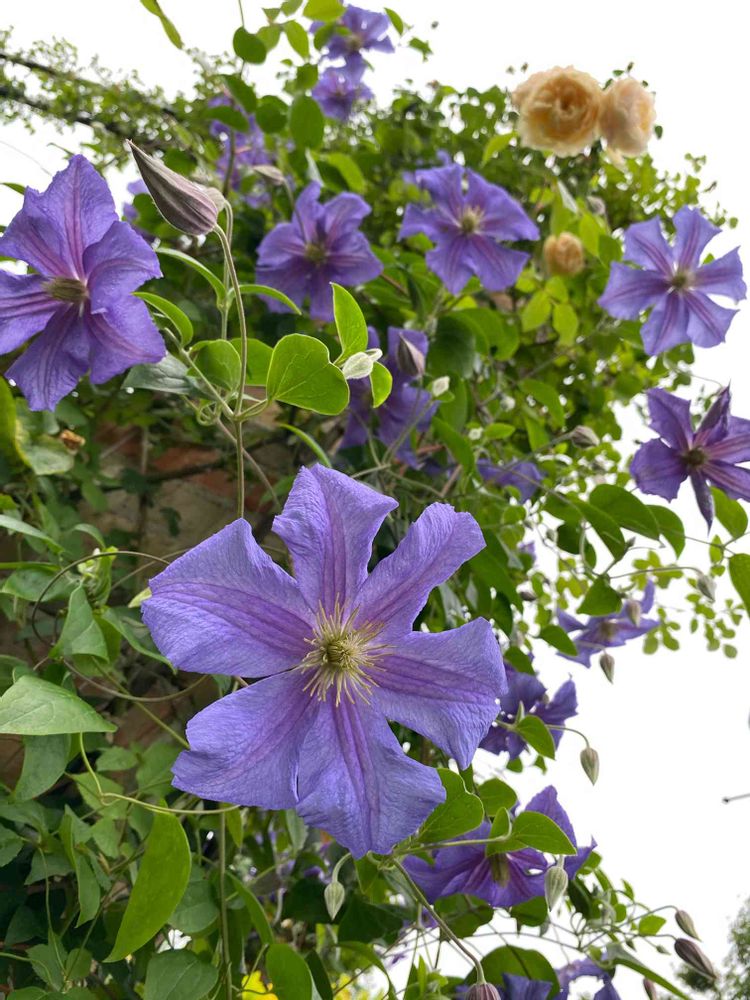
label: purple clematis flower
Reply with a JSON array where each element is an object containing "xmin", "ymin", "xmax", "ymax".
[
  {"xmin": 142, "ymin": 465, "xmax": 506, "ymax": 858},
  {"xmin": 255, "ymin": 182, "xmax": 382, "ymax": 321},
  {"xmin": 122, "ymin": 179, "xmax": 150, "ymax": 235},
  {"xmin": 631, "ymin": 386, "xmax": 750, "ymax": 528},
  {"xmin": 480, "ymin": 665, "xmax": 577, "ymax": 759},
  {"xmin": 500, "ymin": 975, "xmax": 552, "ymax": 1000},
  {"xmin": 557, "ymin": 958, "xmax": 620, "ymax": 1000},
  {"xmin": 557, "ymin": 582, "xmax": 659, "ymax": 667},
  {"xmin": 598, "ymin": 206, "xmax": 746, "ymax": 355},
  {"xmin": 313, "ymin": 65, "xmax": 374, "ymax": 121},
  {"xmin": 342, "ymin": 327, "xmax": 435, "ymax": 464},
  {"xmin": 478, "ymin": 460, "xmax": 544, "ymax": 503},
  {"xmin": 399, "ymin": 164, "xmax": 539, "ymax": 295},
  {"xmin": 404, "ymin": 786, "xmax": 593, "ymax": 909},
  {"xmin": 320, "ymin": 5, "xmax": 395, "ymax": 70},
  {"xmin": 0, "ymin": 155, "xmax": 164, "ymax": 410}
]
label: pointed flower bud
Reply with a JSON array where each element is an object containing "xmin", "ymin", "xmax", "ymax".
[
  {"xmin": 570, "ymin": 425, "xmax": 600, "ymax": 448},
  {"xmin": 643, "ymin": 979, "xmax": 658, "ymax": 999},
  {"xmin": 465, "ymin": 985, "xmax": 501, "ymax": 1000},
  {"xmin": 341, "ymin": 348, "xmax": 382, "ymax": 380},
  {"xmin": 430, "ymin": 376, "xmax": 450, "ymax": 397},
  {"xmin": 580, "ymin": 746, "xmax": 600, "ymax": 785},
  {"xmin": 129, "ymin": 141, "xmax": 222, "ymax": 236},
  {"xmin": 675, "ymin": 909, "xmax": 701, "ymax": 940},
  {"xmin": 674, "ymin": 939, "xmax": 718, "ymax": 981},
  {"xmin": 624, "ymin": 598, "xmax": 642, "ymax": 626},
  {"xmin": 599, "ymin": 651, "xmax": 615, "ymax": 683},
  {"xmin": 544, "ymin": 860, "xmax": 568, "ymax": 909},
  {"xmin": 324, "ymin": 879, "xmax": 346, "ymax": 920},
  {"xmin": 695, "ymin": 572, "xmax": 716, "ymax": 602},
  {"xmin": 395, "ymin": 333, "xmax": 426, "ymax": 378}
]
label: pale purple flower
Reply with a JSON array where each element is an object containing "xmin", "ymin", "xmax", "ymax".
[
  {"xmin": 320, "ymin": 5, "xmax": 394, "ymax": 70},
  {"xmin": 0, "ymin": 155, "xmax": 164, "ymax": 410},
  {"xmin": 478, "ymin": 460, "xmax": 544, "ymax": 503},
  {"xmin": 557, "ymin": 958, "xmax": 620, "ymax": 1000},
  {"xmin": 557, "ymin": 582, "xmax": 658, "ymax": 667},
  {"xmin": 342, "ymin": 327, "xmax": 435, "ymax": 464},
  {"xmin": 631, "ymin": 386, "xmax": 750, "ymax": 527},
  {"xmin": 480, "ymin": 665, "xmax": 577, "ymax": 759},
  {"xmin": 313, "ymin": 65, "xmax": 373, "ymax": 121},
  {"xmin": 143, "ymin": 465, "xmax": 506, "ymax": 858},
  {"xmin": 255, "ymin": 182, "xmax": 382, "ymax": 321},
  {"xmin": 598, "ymin": 207, "xmax": 745, "ymax": 355},
  {"xmin": 500, "ymin": 975, "xmax": 552, "ymax": 1000},
  {"xmin": 399, "ymin": 164, "xmax": 538, "ymax": 295},
  {"xmin": 404, "ymin": 786, "xmax": 592, "ymax": 909}
]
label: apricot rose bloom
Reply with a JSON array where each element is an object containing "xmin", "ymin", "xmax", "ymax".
[
  {"xmin": 600, "ymin": 77, "xmax": 656, "ymax": 158},
  {"xmin": 543, "ymin": 232, "xmax": 585, "ymax": 276},
  {"xmin": 513, "ymin": 66, "xmax": 602, "ymax": 157}
]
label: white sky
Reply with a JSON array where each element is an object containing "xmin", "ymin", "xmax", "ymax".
[{"xmin": 2, "ymin": 1, "xmax": 750, "ymax": 995}]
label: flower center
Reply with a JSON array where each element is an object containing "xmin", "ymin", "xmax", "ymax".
[
  {"xmin": 684, "ymin": 446, "xmax": 707, "ymax": 468},
  {"xmin": 670, "ymin": 268, "xmax": 694, "ymax": 292},
  {"xmin": 489, "ymin": 853, "xmax": 510, "ymax": 886},
  {"xmin": 304, "ymin": 242, "xmax": 329, "ymax": 266},
  {"xmin": 460, "ymin": 206, "xmax": 484, "ymax": 235},
  {"xmin": 43, "ymin": 277, "xmax": 88, "ymax": 304},
  {"xmin": 297, "ymin": 602, "xmax": 386, "ymax": 706},
  {"xmin": 599, "ymin": 620, "xmax": 620, "ymax": 642}
]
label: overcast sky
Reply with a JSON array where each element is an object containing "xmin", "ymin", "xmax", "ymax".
[{"xmin": 2, "ymin": 1, "xmax": 750, "ymax": 994}]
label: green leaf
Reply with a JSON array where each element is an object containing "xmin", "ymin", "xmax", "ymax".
[
  {"xmin": 144, "ymin": 950, "xmax": 218, "ymax": 1000},
  {"xmin": 100, "ymin": 607, "xmax": 171, "ymax": 667},
  {"xmin": 0, "ymin": 514, "xmax": 61, "ymax": 552},
  {"xmin": 712, "ymin": 487, "xmax": 748, "ymax": 539},
  {"xmin": 434, "ymin": 417, "xmax": 474, "ymax": 473},
  {"xmin": 384, "ymin": 6, "xmax": 404, "ymax": 32},
  {"xmin": 15, "ymin": 404, "xmax": 74, "ymax": 476},
  {"xmin": 521, "ymin": 291, "xmax": 551, "ymax": 332},
  {"xmin": 608, "ymin": 945, "xmax": 690, "ymax": 999},
  {"xmin": 106, "ymin": 811, "xmax": 191, "ymax": 961},
  {"xmin": 208, "ymin": 104, "xmax": 249, "ymax": 132},
  {"xmin": 514, "ymin": 716, "xmax": 556, "ymax": 759},
  {"xmin": 512, "ymin": 811, "xmax": 576, "ymax": 854},
  {"xmin": 284, "ymin": 20, "xmax": 311, "ymax": 57},
  {"xmin": 290, "ymin": 95, "xmax": 324, "ymax": 148},
  {"xmin": 578, "ymin": 500, "xmax": 627, "ymax": 560},
  {"xmin": 519, "ymin": 378, "xmax": 565, "ymax": 428},
  {"xmin": 122, "ymin": 356, "xmax": 195, "ymax": 396},
  {"xmin": 538, "ymin": 624, "xmax": 578, "ymax": 657},
  {"xmin": 136, "ymin": 292, "xmax": 194, "ymax": 346},
  {"xmin": 0, "ymin": 825, "xmax": 25, "ymax": 867},
  {"xmin": 140, "ymin": 0, "xmax": 182, "ymax": 47},
  {"xmin": 481, "ymin": 132, "xmax": 513, "ymax": 166},
  {"xmin": 332, "ymin": 283, "xmax": 369, "ymax": 361},
  {"xmin": 729, "ymin": 554, "xmax": 750, "ymax": 613},
  {"xmin": 15, "ymin": 734, "xmax": 70, "ymax": 800},
  {"xmin": 266, "ymin": 942, "xmax": 316, "ymax": 1000},
  {"xmin": 638, "ymin": 914, "xmax": 667, "ymax": 934},
  {"xmin": 479, "ymin": 946, "xmax": 559, "ymax": 996},
  {"xmin": 236, "ymin": 282, "xmax": 301, "ymax": 313},
  {"xmin": 56, "ymin": 585, "xmax": 108, "ymax": 663},
  {"xmin": 324, "ymin": 152, "xmax": 366, "ymax": 192},
  {"xmin": 228, "ymin": 874, "xmax": 274, "ymax": 946},
  {"xmin": 193, "ymin": 340, "xmax": 242, "ymax": 392},
  {"xmin": 478, "ymin": 778, "xmax": 518, "ymax": 815},
  {"xmin": 256, "ymin": 96, "xmax": 289, "ymax": 133},
  {"xmin": 419, "ymin": 769, "xmax": 484, "ymax": 843},
  {"xmin": 578, "ymin": 577, "xmax": 622, "ymax": 616},
  {"xmin": 230, "ymin": 338, "xmax": 273, "ymax": 387},
  {"xmin": 303, "ymin": 0, "xmax": 344, "ymax": 19},
  {"xmin": 170, "ymin": 873, "xmax": 219, "ymax": 934},
  {"xmin": 551, "ymin": 302, "xmax": 579, "ymax": 343},
  {"xmin": 648, "ymin": 504, "xmax": 685, "ymax": 556},
  {"xmin": 279, "ymin": 424, "xmax": 331, "ymax": 467},
  {"xmin": 0, "ymin": 376, "xmax": 19, "ymax": 467},
  {"xmin": 589, "ymin": 485, "xmax": 660, "ymax": 539},
  {"xmin": 157, "ymin": 248, "xmax": 225, "ymax": 301},
  {"xmin": 370, "ymin": 362, "xmax": 392, "ymax": 407},
  {"xmin": 233, "ymin": 27, "xmax": 267, "ymax": 63},
  {"xmin": 266, "ymin": 334, "xmax": 349, "ymax": 414},
  {"xmin": 0, "ymin": 676, "xmax": 115, "ymax": 735},
  {"xmin": 222, "ymin": 74, "xmax": 257, "ymax": 114}
]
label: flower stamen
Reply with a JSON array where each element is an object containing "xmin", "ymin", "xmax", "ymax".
[{"xmin": 43, "ymin": 277, "xmax": 88, "ymax": 304}]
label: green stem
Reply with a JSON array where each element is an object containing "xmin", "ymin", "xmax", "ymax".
[
  {"xmin": 219, "ymin": 813, "xmax": 232, "ymax": 1000},
  {"xmin": 213, "ymin": 224, "xmax": 249, "ymax": 419},
  {"xmin": 235, "ymin": 420, "xmax": 245, "ymax": 519}
]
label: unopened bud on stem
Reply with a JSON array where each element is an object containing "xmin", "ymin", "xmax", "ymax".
[
  {"xmin": 395, "ymin": 334, "xmax": 426, "ymax": 378},
  {"xmin": 674, "ymin": 939, "xmax": 718, "ymax": 981},
  {"xmin": 465, "ymin": 985, "xmax": 501, "ymax": 1000},
  {"xmin": 643, "ymin": 979, "xmax": 658, "ymax": 999},
  {"xmin": 675, "ymin": 909, "xmax": 701, "ymax": 940},
  {"xmin": 324, "ymin": 879, "xmax": 346, "ymax": 920},
  {"xmin": 624, "ymin": 598, "xmax": 642, "ymax": 626},
  {"xmin": 544, "ymin": 860, "xmax": 568, "ymax": 909},
  {"xmin": 599, "ymin": 652, "xmax": 615, "ymax": 683},
  {"xmin": 695, "ymin": 572, "xmax": 716, "ymax": 602},
  {"xmin": 570, "ymin": 425, "xmax": 600, "ymax": 448},
  {"xmin": 129, "ymin": 141, "xmax": 223, "ymax": 236},
  {"xmin": 580, "ymin": 746, "xmax": 600, "ymax": 785}
]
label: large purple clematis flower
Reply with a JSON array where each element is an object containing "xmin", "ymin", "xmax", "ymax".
[
  {"xmin": 480, "ymin": 665, "xmax": 577, "ymax": 759},
  {"xmin": 499, "ymin": 975, "xmax": 553, "ymax": 1000},
  {"xmin": 557, "ymin": 582, "xmax": 659, "ymax": 667},
  {"xmin": 313, "ymin": 65, "xmax": 374, "ymax": 121},
  {"xmin": 342, "ymin": 326, "xmax": 435, "ymax": 464},
  {"xmin": 320, "ymin": 5, "xmax": 395, "ymax": 70},
  {"xmin": 142, "ymin": 465, "xmax": 506, "ymax": 858},
  {"xmin": 255, "ymin": 182, "xmax": 382, "ymax": 321},
  {"xmin": 0, "ymin": 155, "xmax": 164, "ymax": 410},
  {"xmin": 399, "ymin": 164, "xmax": 539, "ymax": 295},
  {"xmin": 478, "ymin": 460, "xmax": 544, "ymax": 503},
  {"xmin": 598, "ymin": 206, "xmax": 746, "ymax": 355},
  {"xmin": 631, "ymin": 386, "xmax": 750, "ymax": 528},
  {"xmin": 404, "ymin": 786, "xmax": 592, "ymax": 909}
]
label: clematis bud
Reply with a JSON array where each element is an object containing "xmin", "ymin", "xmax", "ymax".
[
  {"xmin": 599, "ymin": 652, "xmax": 615, "ymax": 683},
  {"xmin": 324, "ymin": 879, "xmax": 346, "ymax": 920},
  {"xmin": 430, "ymin": 376, "xmax": 450, "ymax": 397},
  {"xmin": 643, "ymin": 979, "xmax": 658, "ymax": 999},
  {"xmin": 580, "ymin": 746, "xmax": 600, "ymax": 785},
  {"xmin": 674, "ymin": 939, "xmax": 718, "ymax": 981},
  {"xmin": 129, "ymin": 142, "xmax": 222, "ymax": 236},
  {"xmin": 395, "ymin": 334, "xmax": 426, "ymax": 378},
  {"xmin": 341, "ymin": 348, "xmax": 382, "ymax": 380},
  {"xmin": 695, "ymin": 572, "xmax": 716, "ymax": 602},
  {"xmin": 624, "ymin": 599, "xmax": 642, "ymax": 626},
  {"xmin": 544, "ymin": 860, "xmax": 568, "ymax": 908},
  {"xmin": 675, "ymin": 909, "xmax": 701, "ymax": 940},
  {"xmin": 543, "ymin": 232, "xmax": 585, "ymax": 277},
  {"xmin": 570, "ymin": 425, "xmax": 600, "ymax": 448},
  {"xmin": 465, "ymin": 985, "xmax": 501, "ymax": 1000}
]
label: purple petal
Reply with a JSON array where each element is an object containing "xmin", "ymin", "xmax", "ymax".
[
  {"xmin": 525, "ymin": 785, "xmax": 576, "ymax": 844},
  {"xmin": 290, "ymin": 182, "xmax": 323, "ymax": 244},
  {"xmin": 255, "ymin": 221, "xmax": 307, "ymax": 268},
  {"xmin": 83, "ymin": 220, "xmax": 161, "ymax": 308},
  {"xmin": 414, "ymin": 164, "xmax": 465, "ymax": 220},
  {"xmin": 355, "ymin": 502, "xmax": 485, "ymax": 637},
  {"xmin": 630, "ymin": 439, "xmax": 687, "ymax": 500},
  {"xmin": 372, "ymin": 619, "xmax": 506, "ymax": 769},
  {"xmin": 598, "ymin": 263, "xmax": 668, "ymax": 319},
  {"xmin": 690, "ymin": 472, "xmax": 714, "ymax": 527},
  {"xmin": 296, "ymin": 698, "xmax": 445, "ymax": 857},
  {"xmin": 172, "ymin": 673, "xmax": 315, "ymax": 807},
  {"xmin": 273, "ymin": 465, "xmax": 397, "ymax": 615},
  {"xmin": 425, "ymin": 236, "xmax": 475, "ymax": 294},
  {"xmin": 707, "ymin": 415, "xmax": 750, "ymax": 463},
  {"xmin": 623, "ymin": 218, "xmax": 674, "ymax": 276},
  {"xmin": 705, "ymin": 461, "xmax": 750, "ymax": 502},
  {"xmin": 85, "ymin": 297, "xmax": 165, "ymax": 384},
  {"xmin": 640, "ymin": 292, "xmax": 692, "ymax": 355},
  {"xmin": 398, "ymin": 203, "xmax": 455, "ymax": 242},
  {"xmin": 684, "ymin": 290, "xmax": 737, "ymax": 348},
  {"xmin": 646, "ymin": 387, "xmax": 693, "ymax": 450},
  {"xmin": 466, "ymin": 171, "xmax": 539, "ymax": 240},
  {"xmin": 306, "ymin": 271, "xmax": 336, "ymax": 322},
  {"xmin": 321, "ymin": 192, "xmax": 371, "ymax": 242},
  {"xmin": 673, "ymin": 206, "xmax": 720, "ymax": 271},
  {"xmin": 538, "ymin": 679, "xmax": 578, "ymax": 742},
  {"xmin": 479, "ymin": 460, "xmax": 543, "ymax": 502},
  {"xmin": 693, "ymin": 248, "xmax": 746, "ymax": 301},
  {"xmin": 6, "ymin": 306, "xmax": 89, "ymax": 411},
  {"xmin": 325, "ymin": 231, "xmax": 383, "ymax": 286},
  {"xmin": 467, "ymin": 236, "xmax": 529, "ymax": 292},
  {"xmin": 142, "ymin": 518, "xmax": 313, "ymax": 677},
  {"xmin": 695, "ymin": 386, "xmax": 731, "ymax": 446},
  {"xmin": 0, "ymin": 271, "xmax": 59, "ymax": 353}
]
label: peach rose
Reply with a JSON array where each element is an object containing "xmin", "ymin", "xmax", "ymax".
[
  {"xmin": 600, "ymin": 77, "xmax": 656, "ymax": 158},
  {"xmin": 543, "ymin": 232, "xmax": 585, "ymax": 277},
  {"xmin": 513, "ymin": 66, "xmax": 603, "ymax": 157}
]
